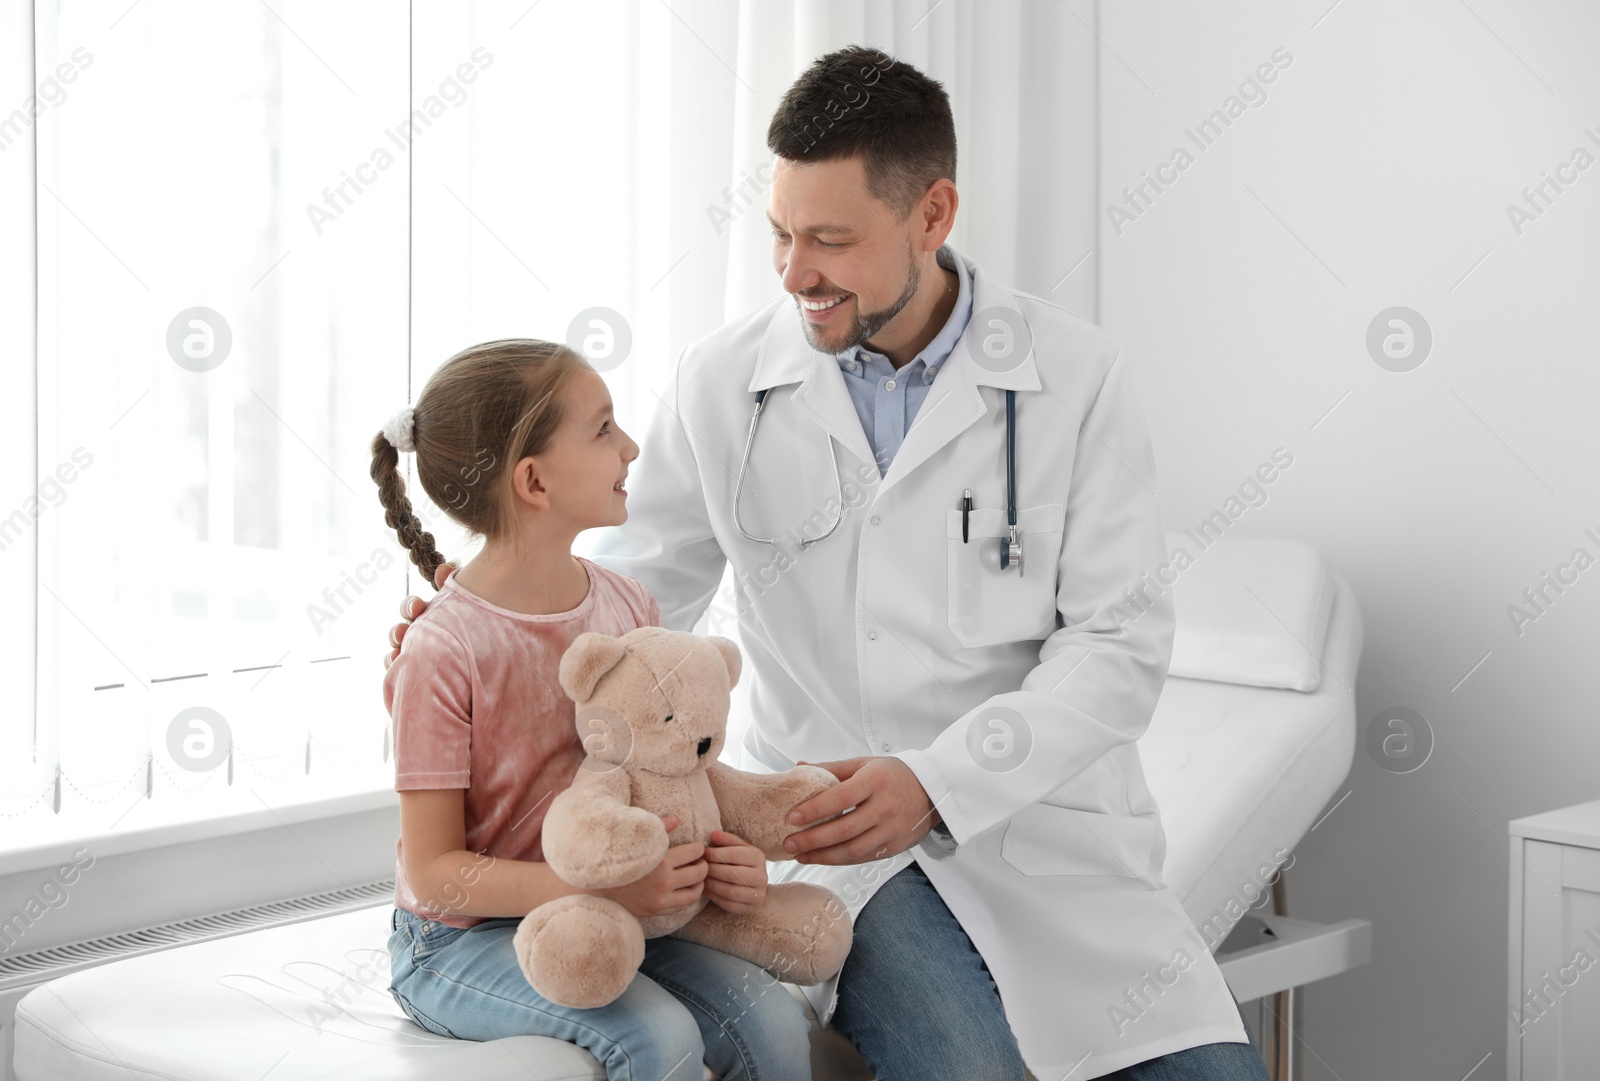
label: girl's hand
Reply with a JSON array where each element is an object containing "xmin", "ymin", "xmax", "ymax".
[
  {"xmin": 702, "ymin": 830, "xmax": 768, "ymax": 914},
  {"xmin": 588, "ymin": 814, "xmax": 708, "ymax": 918}
]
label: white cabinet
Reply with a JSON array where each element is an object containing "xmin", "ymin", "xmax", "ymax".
[{"xmin": 1508, "ymin": 800, "xmax": 1600, "ymax": 1080}]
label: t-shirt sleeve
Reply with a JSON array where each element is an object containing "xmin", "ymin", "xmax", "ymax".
[
  {"xmin": 641, "ymin": 582, "xmax": 662, "ymax": 628},
  {"xmin": 383, "ymin": 619, "xmax": 473, "ymax": 790}
]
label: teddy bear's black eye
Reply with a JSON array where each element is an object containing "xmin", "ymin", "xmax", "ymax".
[{"xmin": 663, "ymin": 712, "xmax": 674, "ymax": 723}]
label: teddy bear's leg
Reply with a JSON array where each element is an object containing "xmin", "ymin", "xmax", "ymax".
[
  {"xmin": 513, "ymin": 894, "xmax": 645, "ymax": 1009},
  {"xmin": 671, "ymin": 882, "xmax": 853, "ymax": 986}
]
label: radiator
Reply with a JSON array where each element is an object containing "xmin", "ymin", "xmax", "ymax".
[{"xmin": 0, "ymin": 879, "xmax": 394, "ymax": 1081}]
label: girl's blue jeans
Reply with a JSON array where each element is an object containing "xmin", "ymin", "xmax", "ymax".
[{"xmin": 387, "ymin": 906, "xmax": 812, "ymax": 1081}]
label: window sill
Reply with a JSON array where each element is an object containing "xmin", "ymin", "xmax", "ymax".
[
  {"xmin": 0, "ymin": 783, "xmax": 401, "ymax": 959},
  {"xmin": 0, "ymin": 782, "xmax": 398, "ymax": 877}
]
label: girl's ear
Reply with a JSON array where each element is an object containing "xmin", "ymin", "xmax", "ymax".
[{"xmin": 507, "ymin": 456, "xmax": 549, "ymax": 512}]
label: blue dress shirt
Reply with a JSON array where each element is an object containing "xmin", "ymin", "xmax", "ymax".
[{"xmin": 835, "ymin": 244, "xmax": 974, "ymax": 477}]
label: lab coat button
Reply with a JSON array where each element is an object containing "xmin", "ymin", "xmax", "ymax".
[
  {"xmin": 870, "ymin": 515, "xmax": 881, "ymax": 526},
  {"xmin": 867, "ymin": 630, "xmax": 878, "ymax": 640}
]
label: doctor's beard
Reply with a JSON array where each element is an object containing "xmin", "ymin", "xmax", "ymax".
[{"xmin": 800, "ymin": 249, "xmax": 921, "ymax": 355}]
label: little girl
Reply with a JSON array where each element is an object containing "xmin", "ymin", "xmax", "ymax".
[{"xmin": 371, "ymin": 338, "xmax": 812, "ymax": 1080}]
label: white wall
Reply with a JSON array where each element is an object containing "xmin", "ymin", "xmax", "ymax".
[{"xmin": 1096, "ymin": 1, "xmax": 1600, "ymax": 1077}]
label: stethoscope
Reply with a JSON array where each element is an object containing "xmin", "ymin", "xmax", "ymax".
[{"xmin": 731, "ymin": 386, "xmax": 1024, "ymax": 574}]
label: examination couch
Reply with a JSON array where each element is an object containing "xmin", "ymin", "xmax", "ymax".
[{"xmin": 12, "ymin": 533, "xmax": 1367, "ymax": 1081}]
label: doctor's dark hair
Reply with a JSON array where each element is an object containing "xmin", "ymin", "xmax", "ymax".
[
  {"xmin": 766, "ymin": 45, "xmax": 956, "ymax": 222},
  {"xmin": 369, "ymin": 339, "xmax": 589, "ymax": 588}
]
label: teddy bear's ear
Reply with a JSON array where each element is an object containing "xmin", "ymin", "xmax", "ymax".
[
  {"xmin": 705, "ymin": 635, "xmax": 742, "ymax": 690},
  {"xmin": 558, "ymin": 632, "xmax": 629, "ymax": 702}
]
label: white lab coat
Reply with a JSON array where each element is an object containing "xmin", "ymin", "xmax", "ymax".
[{"xmin": 588, "ymin": 245, "xmax": 1249, "ymax": 1077}]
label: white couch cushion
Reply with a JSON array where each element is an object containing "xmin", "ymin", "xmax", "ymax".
[
  {"xmin": 13, "ymin": 902, "xmax": 879, "ymax": 1081},
  {"xmin": 1164, "ymin": 532, "xmax": 1336, "ymax": 692},
  {"xmin": 13, "ymin": 905, "xmax": 723, "ymax": 1080}
]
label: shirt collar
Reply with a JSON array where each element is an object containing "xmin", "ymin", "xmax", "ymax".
[{"xmin": 836, "ymin": 244, "xmax": 974, "ymax": 385}]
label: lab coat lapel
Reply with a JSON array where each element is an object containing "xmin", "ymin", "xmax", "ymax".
[
  {"xmin": 748, "ymin": 300, "xmax": 876, "ymax": 471},
  {"xmin": 874, "ymin": 340, "xmax": 986, "ymax": 501},
  {"xmin": 876, "ymin": 250, "xmax": 1042, "ymax": 502}
]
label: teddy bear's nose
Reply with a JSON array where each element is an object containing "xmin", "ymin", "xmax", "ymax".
[{"xmin": 696, "ymin": 737, "xmax": 712, "ymax": 757}]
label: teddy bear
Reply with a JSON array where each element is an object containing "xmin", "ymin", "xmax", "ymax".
[{"xmin": 512, "ymin": 625, "xmax": 855, "ymax": 1009}]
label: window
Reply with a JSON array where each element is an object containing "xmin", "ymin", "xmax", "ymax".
[
  {"xmin": 4, "ymin": 0, "xmax": 683, "ymax": 856},
  {"xmin": 5, "ymin": 1, "xmax": 411, "ymax": 844}
]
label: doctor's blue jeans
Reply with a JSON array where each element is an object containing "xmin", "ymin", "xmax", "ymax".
[{"xmin": 831, "ymin": 860, "xmax": 1271, "ymax": 1081}]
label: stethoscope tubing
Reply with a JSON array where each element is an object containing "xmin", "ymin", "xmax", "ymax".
[
  {"xmin": 733, "ymin": 387, "xmax": 845, "ymax": 547},
  {"xmin": 732, "ymin": 384, "xmax": 1018, "ymax": 571}
]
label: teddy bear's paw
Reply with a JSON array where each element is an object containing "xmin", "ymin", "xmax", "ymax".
[
  {"xmin": 763, "ymin": 883, "xmax": 854, "ymax": 985},
  {"xmin": 513, "ymin": 895, "xmax": 645, "ymax": 1009},
  {"xmin": 777, "ymin": 766, "xmax": 844, "ymax": 818},
  {"xmin": 790, "ymin": 764, "xmax": 840, "ymax": 791},
  {"xmin": 609, "ymin": 806, "xmax": 675, "ymax": 865},
  {"xmin": 546, "ymin": 807, "xmax": 668, "ymax": 889}
]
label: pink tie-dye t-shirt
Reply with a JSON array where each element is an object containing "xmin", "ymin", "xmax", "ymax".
[{"xmin": 383, "ymin": 555, "xmax": 661, "ymax": 927}]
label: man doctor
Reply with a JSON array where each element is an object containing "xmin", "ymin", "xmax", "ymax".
[{"xmin": 392, "ymin": 45, "xmax": 1269, "ymax": 1081}]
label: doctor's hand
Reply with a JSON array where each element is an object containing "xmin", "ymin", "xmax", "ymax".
[
  {"xmin": 385, "ymin": 562, "xmax": 456, "ymax": 668},
  {"xmin": 782, "ymin": 756, "xmax": 939, "ymax": 865}
]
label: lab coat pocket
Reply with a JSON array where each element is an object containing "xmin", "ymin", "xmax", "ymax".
[
  {"xmin": 999, "ymin": 801, "xmax": 1159, "ymax": 879},
  {"xmin": 945, "ymin": 503, "xmax": 1065, "ymax": 649}
]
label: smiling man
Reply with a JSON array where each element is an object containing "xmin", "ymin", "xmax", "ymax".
[
  {"xmin": 593, "ymin": 45, "xmax": 1271, "ymax": 1080},
  {"xmin": 393, "ymin": 44, "xmax": 1269, "ymax": 1081},
  {"xmin": 771, "ymin": 178, "xmax": 953, "ymax": 367}
]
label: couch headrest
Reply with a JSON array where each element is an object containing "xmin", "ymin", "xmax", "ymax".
[{"xmin": 1163, "ymin": 531, "xmax": 1336, "ymax": 692}]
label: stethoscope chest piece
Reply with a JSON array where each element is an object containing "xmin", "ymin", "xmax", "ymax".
[
  {"xmin": 1002, "ymin": 522, "xmax": 1024, "ymax": 575},
  {"xmin": 976, "ymin": 529, "xmax": 1026, "ymax": 575}
]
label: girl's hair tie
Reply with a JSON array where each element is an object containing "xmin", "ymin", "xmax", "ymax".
[{"xmin": 382, "ymin": 406, "xmax": 416, "ymax": 452}]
